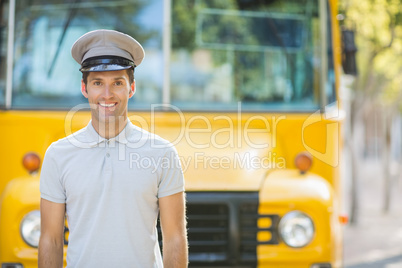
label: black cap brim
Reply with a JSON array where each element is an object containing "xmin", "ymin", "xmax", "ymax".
[{"xmin": 80, "ymin": 56, "xmax": 135, "ymax": 72}]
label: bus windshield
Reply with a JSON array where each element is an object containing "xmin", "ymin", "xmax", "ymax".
[{"xmin": 3, "ymin": 0, "xmax": 335, "ymax": 111}]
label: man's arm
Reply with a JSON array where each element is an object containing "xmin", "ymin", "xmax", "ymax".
[
  {"xmin": 159, "ymin": 191, "xmax": 188, "ymax": 268},
  {"xmin": 38, "ymin": 198, "xmax": 66, "ymax": 268}
]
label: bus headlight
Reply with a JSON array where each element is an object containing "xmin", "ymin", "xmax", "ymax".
[
  {"xmin": 20, "ymin": 210, "xmax": 41, "ymax": 247},
  {"xmin": 279, "ymin": 211, "xmax": 314, "ymax": 248}
]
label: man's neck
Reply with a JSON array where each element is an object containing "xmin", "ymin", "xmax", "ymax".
[{"xmin": 92, "ymin": 117, "xmax": 127, "ymax": 139}]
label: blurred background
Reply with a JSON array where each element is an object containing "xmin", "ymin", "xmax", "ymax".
[{"xmin": 339, "ymin": 0, "xmax": 402, "ymax": 267}]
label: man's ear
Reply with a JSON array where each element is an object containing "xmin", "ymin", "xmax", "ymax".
[
  {"xmin": 81, "ymin": 80, "xmax": 88, "ymax": 98},
  {"xmin": 129, "ymin": 79, "xmax": 136, "ymax": 98}
]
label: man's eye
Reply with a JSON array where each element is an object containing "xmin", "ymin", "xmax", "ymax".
[
  {"xmin": 94, "ymin": 81, "xmax": 102, "ymax": 86},
  {"xmin": 115, "ymin": 81, "xmax": 123, "ymax": 86}
]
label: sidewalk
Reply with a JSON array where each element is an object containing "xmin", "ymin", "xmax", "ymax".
[{"xmin": 343, "ymin": 158, "xmax": 402, "ymax": 267}]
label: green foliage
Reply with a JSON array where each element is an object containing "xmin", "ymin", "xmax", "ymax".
[
  {"xmin": 171, "ymin": 0, "xmax": 198, "ymax": 50},
  {"xmin": 339, "ymin": 0, "xmax": 402, "ymax": 110}
]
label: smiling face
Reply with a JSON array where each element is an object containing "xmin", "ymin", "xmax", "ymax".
[{"xmin": 81, "ymin": 70, "xmax": 135, "ymax": 128}]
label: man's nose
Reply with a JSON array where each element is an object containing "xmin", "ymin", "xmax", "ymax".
[{"xmin": 102, "ymin": 85, "xmax": 113, "ymax": 98}]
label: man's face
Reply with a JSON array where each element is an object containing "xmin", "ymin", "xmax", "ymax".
[{"xmin": 81, "ymin": 70, "xmax": 135, "ymax": 125}]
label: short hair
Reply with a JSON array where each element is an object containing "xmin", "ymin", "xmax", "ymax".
[{"xmin": 82, "ymin": 68, "xmax": 135, "ymax": 86}]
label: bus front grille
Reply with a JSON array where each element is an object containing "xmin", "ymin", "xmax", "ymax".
[
  {"xmin": 158, "ymin": 192, "xmax": 280, "ymax": 267},
  {"xmin": 187, "ymin": 203, "xmax": 230, "ymax": 262}
]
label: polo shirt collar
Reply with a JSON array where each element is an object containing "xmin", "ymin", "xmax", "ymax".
[{"xmin": 85, "ymin": 120, "xmax": 132, "ymax": 145}]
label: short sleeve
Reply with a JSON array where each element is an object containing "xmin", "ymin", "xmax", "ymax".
[
  {"xmin": 40, "ymin": 145, "xmax": 66, "ymax": 203},
  {"xmin": 157, "ymin": 146, "xmax": 185, "ymax": 198}
]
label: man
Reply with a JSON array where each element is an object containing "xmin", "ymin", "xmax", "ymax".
[{"xmin": 38, "ymin": 29, "xmax": 188, "ymax": 268}]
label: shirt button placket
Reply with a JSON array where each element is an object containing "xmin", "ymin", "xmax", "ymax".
[{"xmin": 105, "ymin": 140, "xmax": 112, "ymax": 173}]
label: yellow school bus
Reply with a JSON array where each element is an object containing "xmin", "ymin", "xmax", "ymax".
[{"xmin": 0, "ymin": 0, "xmax": 347, "ymax": 267}]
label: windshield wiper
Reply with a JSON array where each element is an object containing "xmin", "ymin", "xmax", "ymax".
[{"xmin": 47, "ymin": 0, "xmax": 81, "ymax": 77}]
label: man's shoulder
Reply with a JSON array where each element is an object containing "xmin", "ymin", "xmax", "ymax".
[{"xmin": 47, "ymin": 126, "xmax": 91, "ymax": 153}]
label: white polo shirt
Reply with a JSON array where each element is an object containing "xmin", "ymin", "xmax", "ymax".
[{"xmin": 40, "ymin": 120, "xmax": 185, "ymax": 268}]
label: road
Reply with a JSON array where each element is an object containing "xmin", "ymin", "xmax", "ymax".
[
  {"xmin": 348, "ymin": 255, "xmax": 402, "ymax": 268},
  {"xmin": 343, "ymin": 158, "xmax": 402, "ymax": 268}
]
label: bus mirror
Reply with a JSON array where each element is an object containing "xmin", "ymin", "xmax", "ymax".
[{"xmin": 341, "ymin": 29, "xmax": 358, "ymax": 76}]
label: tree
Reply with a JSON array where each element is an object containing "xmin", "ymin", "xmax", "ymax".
[{"xmin": 339, "ymin": 0, "xmax": 402, "ymax": 222}]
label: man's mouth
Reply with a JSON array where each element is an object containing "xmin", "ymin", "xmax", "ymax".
[{"xmin": 99, "ymin": 102, "xmax": 117, "ymax": 108}]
